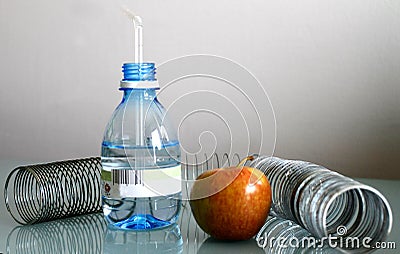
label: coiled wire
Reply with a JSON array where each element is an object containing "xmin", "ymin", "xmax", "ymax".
[
  {"xmin": 250, "ymin": 156, "xmax": 393, "ymax": 253},
  {"xmin": 4, "ymin": 157, "xmax": 102, "ymax": 224}
]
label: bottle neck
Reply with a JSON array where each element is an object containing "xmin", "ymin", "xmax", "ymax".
[{"xmin": 121, "ymin": 88, "xmax": 157, "ymax": 102}]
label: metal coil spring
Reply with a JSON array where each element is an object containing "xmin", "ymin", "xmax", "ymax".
[
  {"xmin": 7, "ymin": 213, "xmax": 106, "ymax": 254},
  {"xmin": 250, "ymin": 156, "xmax": 393, "ymax": 253},
  {"xmin": 4, "ymin": 157, "xmax": 102, "ymax": 224}
]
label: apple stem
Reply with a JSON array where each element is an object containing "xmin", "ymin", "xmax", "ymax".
[{"xmin": 236, "ymin": 155, "xmax": 254, "ymax": 168}]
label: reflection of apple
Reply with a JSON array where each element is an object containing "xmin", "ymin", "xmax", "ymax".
[{"xmin": 190, "ymin": 156, "xmax": 272, "ymax": 240}]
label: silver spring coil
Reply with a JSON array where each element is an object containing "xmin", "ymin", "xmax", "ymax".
[
  {"xmin": 4, "ymin": 157, "xmax": 102, "ymax": 224},
  {"xmin": 249, "ymin": 156, "xmax": 393, "ymax": 253}
]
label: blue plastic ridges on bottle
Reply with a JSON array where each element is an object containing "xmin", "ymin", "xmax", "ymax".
[{"xmin": 122, "ymin": 63, "xmax": 156, "ymax": 81}]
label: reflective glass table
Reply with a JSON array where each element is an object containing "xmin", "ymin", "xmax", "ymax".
[{"xmin": 0, "ymin": 160, "xmax": 398, "ymax": 253}]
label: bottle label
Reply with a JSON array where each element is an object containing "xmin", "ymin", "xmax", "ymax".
[{"xmin": 101, "ymin": 165, "xmax": 181, "ymax": 198}]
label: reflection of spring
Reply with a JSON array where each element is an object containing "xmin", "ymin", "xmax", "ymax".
[
  {"xmin": 256, "ymin": 216, "xmax": 338, "ymax": 254},
  {"xmin": 7, "ymin": 213, "xmax": 106, "ymax": 254},
  {"xmin": 4, "ymin": 157, "xmax": 102, "ymax": 224},
  {"xmin": 7, "ymin": 213, "xmax": 183, "ymax": 254}
]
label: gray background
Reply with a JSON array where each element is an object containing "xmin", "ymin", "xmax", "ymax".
[{"xmin": 0, "ymin": 0, "xmax": 399, "ymax": 179}]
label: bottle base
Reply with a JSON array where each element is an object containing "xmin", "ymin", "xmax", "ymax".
[
  {"xmin": 107, "ymin": 214, "xmax": 174, "ymax": 231},
  {"xmin": 102, "ymin": 193, "xmax": 182, "ymax": 231}
]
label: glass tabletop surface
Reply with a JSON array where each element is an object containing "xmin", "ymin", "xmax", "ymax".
[{"xmin": 0, "ymin": 159, "xmax": 398, "ymax": 254}]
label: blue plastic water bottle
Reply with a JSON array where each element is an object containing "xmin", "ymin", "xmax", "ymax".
[{"xmin": 101, "ymin": 62, "xmax": 181, "ymax": 230}]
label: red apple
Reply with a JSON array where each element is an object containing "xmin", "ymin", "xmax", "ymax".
[{"xmin": 189, "ymin": 156, "xmax": 272, "ymax": 240}]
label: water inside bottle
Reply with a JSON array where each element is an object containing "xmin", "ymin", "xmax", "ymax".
[{"xmin": 101, "ymin": 141, "xmax": 181, "ymax": 230}]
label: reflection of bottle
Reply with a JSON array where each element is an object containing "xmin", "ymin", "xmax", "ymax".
[
  {"xmin": 101, "ymin": 62, "xmax": 181, "ymax": 230},
  {"xmin": 7, "ymin": 213, "xmax": 106, "ymax": 254},
  {"xmin": 104, "ymin": 223, "xmax": 183, "ymax": 254}
]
